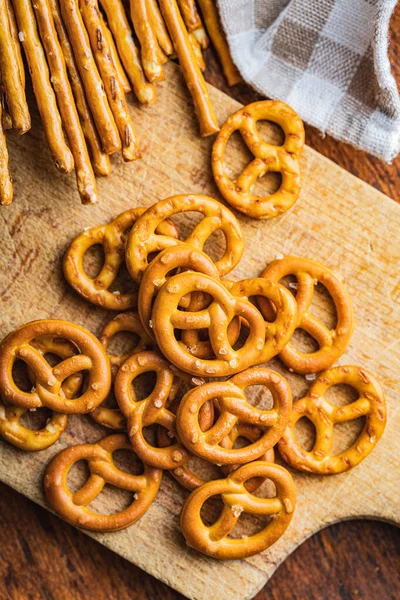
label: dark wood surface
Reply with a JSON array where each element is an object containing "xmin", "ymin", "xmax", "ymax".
[{"xmin": 1, "ymin": 5, "xmax": 400, "ymax": 600}]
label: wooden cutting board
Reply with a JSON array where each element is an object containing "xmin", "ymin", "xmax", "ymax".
[{"xmin": 0, "ymin": 62, "xmax": 399, "ymax": 600}]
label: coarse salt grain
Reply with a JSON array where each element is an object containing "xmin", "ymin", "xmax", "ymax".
[
  {"xmin": 275, "ymin": 253, "xmax": 284, "ymax": 260},
  {"xmin": 154, "ymin": 399, "xmax": 162, "ymax": 408},
  {"xmin": 18, "ymin": 31, "xmax": 25, "ymax": 41},
  {"xmin": 305, "ymin": 374, "xmax": 317, "ymax": 381}
]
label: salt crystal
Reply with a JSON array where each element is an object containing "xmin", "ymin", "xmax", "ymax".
[
  {"xmin": 18, "ymin": 31, "xmax": 25, "ymax": 41},
  {"xmin": 305, "ymin": 374, "xmax": 317, "ymax": 381},
  {"xmin": 275, "ymin": 253, "xmax": 284, "ymax": 260}
]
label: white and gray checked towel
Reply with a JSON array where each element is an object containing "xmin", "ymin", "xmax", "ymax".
[{"xmin": 217, "ymin": 0, "xmax": 400, "ymax": 162}]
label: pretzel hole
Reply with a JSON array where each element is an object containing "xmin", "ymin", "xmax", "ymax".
[
  {"xmin": 67, "ymin": 460, "xmax": 91, "ymax": 493},
  {"xmin": 309, "ymin": 282, "xmax": 338, "ymax": 330},
  {"xmin": 331, "ymin": 418, "xmax": 365, "ymax": 456},
  {"xmin": 106, "ymin": 331, "xmax": 141, "ymax": 357},
  {"xmin": 200, "ymin": 496, "xmax": 225, "ymax": 526},
  {"xmin": 294, "ymin": 417, "xmax": 316, "ymax": 451},
  {"xmin": 12, "ymin": 360, "xmax": 32, "ymax": 391},
  {"xmin": 19, "ymin": 407, "xmax": 53, "ymax": 430},
  {"xmin": 112, "ymin": 449, "xmax": 144, "ymax": 475},
  {"xmin": 243, "ymin": 385, "xmax": 274, "ymax": 410},
  {"xmin": 183, "ymin": 454, "xmax": 221, "ymax": 484},
  {"xmin": 82, "ymin": 244, "xmax": 105, "ymax": 278},
  {"xmin": 256, "ymin": 120, "xmax": 285, "ymax": 146},
  {"xmin": 289, "ymin": 329, "xmax": 319, "ymax": 353},
  {"xmin": 202, "ymin": 229, "xmax": 227, "ymax": 265},
  {"xmin": 224, "ymin": 130, "xmax": 254, "ymax": 180},
  {"xmin": 91, "ymin": 485, "xmax": 134, "ymax": 515},
  {"xmin": 108, "ymin": 262, "xmax": 138, "ymax": 296},
  {"xmin": 324, "ymin": 384, "xmax": 358, "ymax": 407},
  {"xmin": 131, "ymin": 372, "xmax": 158, "ymax": 401}
]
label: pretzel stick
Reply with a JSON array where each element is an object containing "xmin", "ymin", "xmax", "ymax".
[
  {"xmin": 0, "ymin": 102, "xmax": 12, "ymax": 205},
  {"xmin": 196, "ymin": 0, "xmax": 241, "ymax": 86},
  {"xmin": 0, "ymin": 0, "xmax": 30, "ymax": 134},
  {"xmin": 13, "ymin": 0, "xmax": 73, "ymax": 171},
  {"xmin": 48, "ymin": 0, "xmax": 111, "ymax": 177},
  {"xmin": 147, "ymin": 0, "xmax": 173, "ymax": 56},
  {"xmin": 189, "ymin": 31, "xmax": 205, "ymax": 71},
  {"xmin": 79, "ymin": 0, "xmax": 141, "ymax": 161},
  {"xmin": 159, "ymin": 0, "xmax": 219, "ymax": 136},
  {"xmin": 177, "ymin": 0, "xmax": 208, "ymax": 48},
  {"xmin": 60, "ymin": 0, "xmax": 121, "ymax": 155},
  {"xmin": 130, "ymin": 0, "xmax": 165, "ymax": 82},
  {"xmin": 99, "ymin": 0, "xmax": 156, "ymax": 104},
  {"xmin": 33, "ymin": 0, "xmax": 98, "ymax": 203},
  {"xmin": 100, "ymin": 13, "xmax": 131, "ymax": 93},
  {"xmin": 6, "ymin": 0, "xmax": 25, "ymax": 88},
  {"xmin": 0, "ymin": 83, "xmax": 12, "ymax": 130}
]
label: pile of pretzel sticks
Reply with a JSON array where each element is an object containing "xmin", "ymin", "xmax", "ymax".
[{"xmin": 0, "ymin": 0, "xmax": 239, "ymax": 205}]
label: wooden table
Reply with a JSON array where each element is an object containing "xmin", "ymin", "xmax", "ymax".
[{"xmin": 1, "ymin": 6, "xmax": 400, "ymax": 600}]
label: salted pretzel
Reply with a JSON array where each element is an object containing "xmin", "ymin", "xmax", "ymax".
[
  {"xmin": 261, "ymin": 256, "xmax": 354, "ymax": 373},
  {"xmin": 212, "ymin": 101, "xmax": 305, "ymax": 219},
  {"xmin": 126, "ymin": 194, "xmax": 244, "ymax": 282},
  {"xmin": 177, "ymin": 0, "xmax": 208, "ymax": 48},
  {"xmin": 176, "ymin": 368, "xmax": 292, "ymax": 463},
  {"xmin": 0, "ymin": 320, "xmax": 111, "ymax": 413},
  {"xmin": 6, "ymin": 0, "xmax": 25, "ymax": 88},
  {"xmin": 115, "ymin": 350, "xmax": 204, "ymax": 469},
  {"xmin": 180, "ymin": 461, "xmax": 296, "ymax": 559},
  {"xmin": 99, "ymin": 0, "xmax": 156, "ymax": 105},
  {"xmin": 44, "ymin": 434, "xmax": 162, "ymax": 531},
  {"xmin": 91, "ymin": 312, "xmax": 153, "ymax": 430},
  {"xmin": 159, "ymin": 0, "xmax": 219, "ymax": 136},
  {"xmin": 278, "ymin": 366, "xmax": 386, "ymax": 474},
  {"xmin": 63, "ymin": 208, "xmax": 179, "ymax": 310},
  {"xmin": 0, "ymin": 103, "xmax": 12, "ymax": 205},
  {"xmin": 100, "ymin": 13, "xmax": 131, "ymax": 94},
  {"xmin": 129, "ymin": 0, "xmax": 166, "ymax": 83},
  {"xmin": 196, "ymin": 0, "xmax": 241, "ymax": 86},
  {"xmin": 152, "ymin": 272, "xmax": 265, "ymax": 376}
]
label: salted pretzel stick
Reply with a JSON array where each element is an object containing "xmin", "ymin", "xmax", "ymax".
[
  {"xmin": 79, "ymin": 0, "xmax": 141, "ymax": 161},
  {"xmin": 99, "ymin": 0, "xmax": 156, "ymax": 104},
  {"xmin": 6, "ymin": 0, "xmax": 25, "ymax": 87},
  {"xmin": 189, "ymin": 32, "xmax": 205, "ymax": 71},
  {"xmin": 60, "ymin": 0, "xmax": 121, "ymax": 155},
  {"xmin": 0, "ymin": 0, "xmax": 30, "ymax": 134},
  {"xmin": 0, "ymin": 102, "xmax": 12, "ymax": 205},
  {"xmin": 177, "ymin": 0, "xmax": 208, "ymax": 48},
  {"xmin": 197, "ymin": 0, "xmax": 241, "ymax": 86},
  {"xmin": 100, "ymin": 13, "xmax": 131, "ymax": 93},
  {"xmin": 48, "ymin": 0, "xmax": 110, "ymax": 177},
  {"xmin": 159, "ymin": 0, "xmax": 219, "ymax": 136},
  {"xmin": 130, "ymin": 0, "xmax": 165, "ymax": 82},
  {"xmin": 33, "ymin": 0, "xmax": 98, "ymax": 203},
  {"xmin": 147, "ymin": 0, "xmax": 173, "ymax": 56}
]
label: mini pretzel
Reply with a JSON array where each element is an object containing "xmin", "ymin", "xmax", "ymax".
[
  {"xmin": 44, "ymin": 434, "xmax": 162, "ymax": 531},
  {"xmin": 79, "ymin": 0, "xmax": 141, "ymax": 162},
  {"xmin": 91, "ymin": 312, "xmax": 153, "ymax": 429},
  {"xmin": 130, "ymin": 0, "xmax": 166, "ymax": 83},
  {"xmin": 99, "ymin": 0, "xmax": 156, "ymax": 104},
  {"xmin": 100, "ymin": 13, "xmax": 131, "ymax": 94},
  {"xmin": 126, "ymin": 194, "xmax": 244, "ymax": 282},
  {"xmin": 196, "ymin": 0, "xmax": 241, "ymax": 85},
  {"xmin": 60, "ymin": 0, "xmax": 121, "ymax": 155},
  {"xmin": 0, "ymin": 0, "xmax": 30, "ymax": 134},
  {"xmin": 278, "ymin": 366, "xmax": 386, "ymax": 474},
  {"xmin": 177, "ymin": 0, "xmax": 208, "ymax": 48},
  {"xmin": 0, "ymin": 103, "xmax": 12, "ymax": 205},
  {"xmin": 180, "ymin": 461, "xmax": 296, "ymax": 559},
  {"xmin": 33, "ymin": 0, "xmax": 97, "ymax": 204},
  {"xmin": 176, "ymin": 368, "xmax": 292, "ymax": 464},
  {"xmin": 115, "ymin": 350, "xmax": 204, "ymax": 469},
  {"xmin": 64, "ymin": 207, "xmax": 179, "ymax": 310},
  {"xmin": 0, "ymin": 320, "xmax": 111, "ymax": 413},
  {"xmin": 159, "ymin": 0, "xmax": 219, "ymax": 136},
  {"xmin": 261, "ymin": 256, "xmax": 354, "ymax": 374},
  {"xmin": 13, "ymin": 0, "xmax": 74, "ymax": 173},
  {"xmin": 212, "ymin": 101, "xmax": 305, "ymax": 219},
  {"xmin": 48, "ymin": 0, "xmax": 111, "ymax": 177}
]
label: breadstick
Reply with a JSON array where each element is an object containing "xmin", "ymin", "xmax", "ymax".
[
  {"xmin": 79, "ymin": 0, "xmax": 141, "ymax": 161},
  {"xmin": 33, "ymin": 0, "xmax": 98, "ymax": 203},
  {"xmin": 6, "ymin": 0, "xmax": 25, "ymax": 88},
  {"xmin": 100, "ymin": 12, "xmax": 131, "ymax": 94},
  {"xmin": 60, "ymin": 0, "xmax": 121, "ymax": 155},
  {"xmin": 177, "ymin": 0, "xmax": 208, "ymax": 48},
  {"xmin": 0, "ymin": 0, "xmax": 30, "ymax": 134},
  {"xmin": 0, "ymin": 102, "xmax": 12, "ymax": 205},
  {"xmin": 130, "ymin": 0, "xmax": 165, "ymax": 82},
  {"xmin": 197, "ymin": 0, "xmax": 241, "ymax": 86},
  {"xmin": 99, "ymin": 0, "xmax": 156, "ymax": 104},
  {"xmin": 48, "ymin": 0, "xmax": 111, "ymax": 177},
  {"xmin": 189, "ymin": 31, "xmax": 205, "ymax": 71},
  {"xmin": 147, "ymin": 0, "xmax": 173, "ymax": 56},
  {"xmin": 12, "ymin": 0, "xmax": 73, "ymax": 171},
  {"xmin": 159, "ymin": 0, "xmax": 219, "ymax": 136}
]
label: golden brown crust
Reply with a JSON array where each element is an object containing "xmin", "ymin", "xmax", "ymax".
[
  {"xmin": 177, "ymin": 0, "xmax": 208, "ymax": 48},
  {"xmin": 79, "ymin": 0, "xmax": 141, "ymax": 161},
  {"xmin": 100, "ymin": 12, "xmax": 131, "ymax": 94},
  {"xmin": 6, "ymin": 0, "xmax": 25, "ymax": 87},
  {"xmin": 0, "ymin": 100, "xmax": 12, "ymax": 205},
  {"xmin": 159, "ymin": 0, "xmax": 219, "ymax": 136},
  {"xmin": 0, "ymin": 87, "xmax": 12, "ymax": 131},
  {"xmin": 189, "ymin": 32, "xmax": 205, "ymax": 71},
  {"xmin": 129, "ymin": 0, "xmax": 165, "ymax": 83},
  {"xmin": 147, "ymin": 0, "xmax": 173, "ymax": 56}
]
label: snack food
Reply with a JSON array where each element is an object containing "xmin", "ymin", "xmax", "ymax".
[
  {"xmin": 0, "ymin": 103, "xmax": 12, "ymax": 205},
  {"xmin": 129, "ymin": 0, "xmax": 166, "ymax": 83},
  {"xmin": 212, "ymin": 100, "xmax": 305, "ymax": 219}
]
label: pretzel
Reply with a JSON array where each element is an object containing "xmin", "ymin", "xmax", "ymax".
[
  {"xmin": 278, "ymin": 366, "xmax": 386, "ymax": 474},
  {"xmin": 0, "ymin": 320, "xmax": 111, "ymax": 413},
  {"xmin": 100, "ymin": 13, "xmax": 131, "ymax": 94},
  {"xmin": 64, "ymin": 207, "xmax": 179, "ymax": 310},
  {"xmin": 196, "ymin": 0, "xmax": 241, "ymax": 86},
  {"xmin": 189, "ymin": 32, "xmax": 205, "ymax": 71},
  {"xmin": 6, "ymin": 0, "xmax": 25, "ymax": 86},
  {"xmin": 60, "ymin": 0, "xmax": 121, "ymax": 155},
  {"xmin": 0, "ymin": 88, "xmax": 12, "ymax": 130},
  {"xmin": 212, "ymin": 101, "xmax": 305, "ymax": 219},
  {"xmin": 176, "ymin": 367, "xmax": 291, "ymax": 463},
  {"xmin": 261, "ymin": 256, "xmax": 354, "ymax": 374},
  {"xmin": 147, "ymin": 0, "xmax": 174, "ymax": 57},
  {"xmin": 115, "ymin": 350, "xmax": 204, "ymax": 469},
  {"xmin": 129, "ymin": 0, "xmax": 165, "ymax": 83},
  {"xmin": 79, "ymin": 0, "xmax": 141, "ymax": 162},
  {"xmin": 44, "ymin": 434, "xmax": 162, "ymax": 531},
  {"xmin": 180, "ymin": 461, "xmax": 296, "ymax": 559},
  {"xmin": 159, "ymin": 0, "xmax": 219, "ymax": 136},
  {"xmin": 126, "ymin": 194, "xmax": 244, "ymax": 282},
  {"xmin": 0, "ymin": 103, "xmax": 12, "ymax": 205},
  {"xmin": 99, "ymin": 0, "xmax": 156, "ymax": 104},
  {"xmin": 177, "ymin": 0, "xmax": 208, "ymax": 48},
  {"xmin": 91, "ymin": 312, "xmax": 153, "ymax": 429},
  {"xmin": 0, "ymin": 0, "xmax": 30, "ymax": 134}
]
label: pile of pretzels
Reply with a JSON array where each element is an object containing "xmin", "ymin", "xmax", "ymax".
[
  {"xmin": 0, "ymin": 194, "xmax": 386, "ymax": 560},
  {"xmin": 0, "ymin": 0, "xmax": 239, "ymax": 205}
]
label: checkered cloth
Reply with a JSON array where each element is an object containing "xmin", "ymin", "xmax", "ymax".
[{"xmin": 217, "ymin": 0, "xmax": 400, "ymax": 162}]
